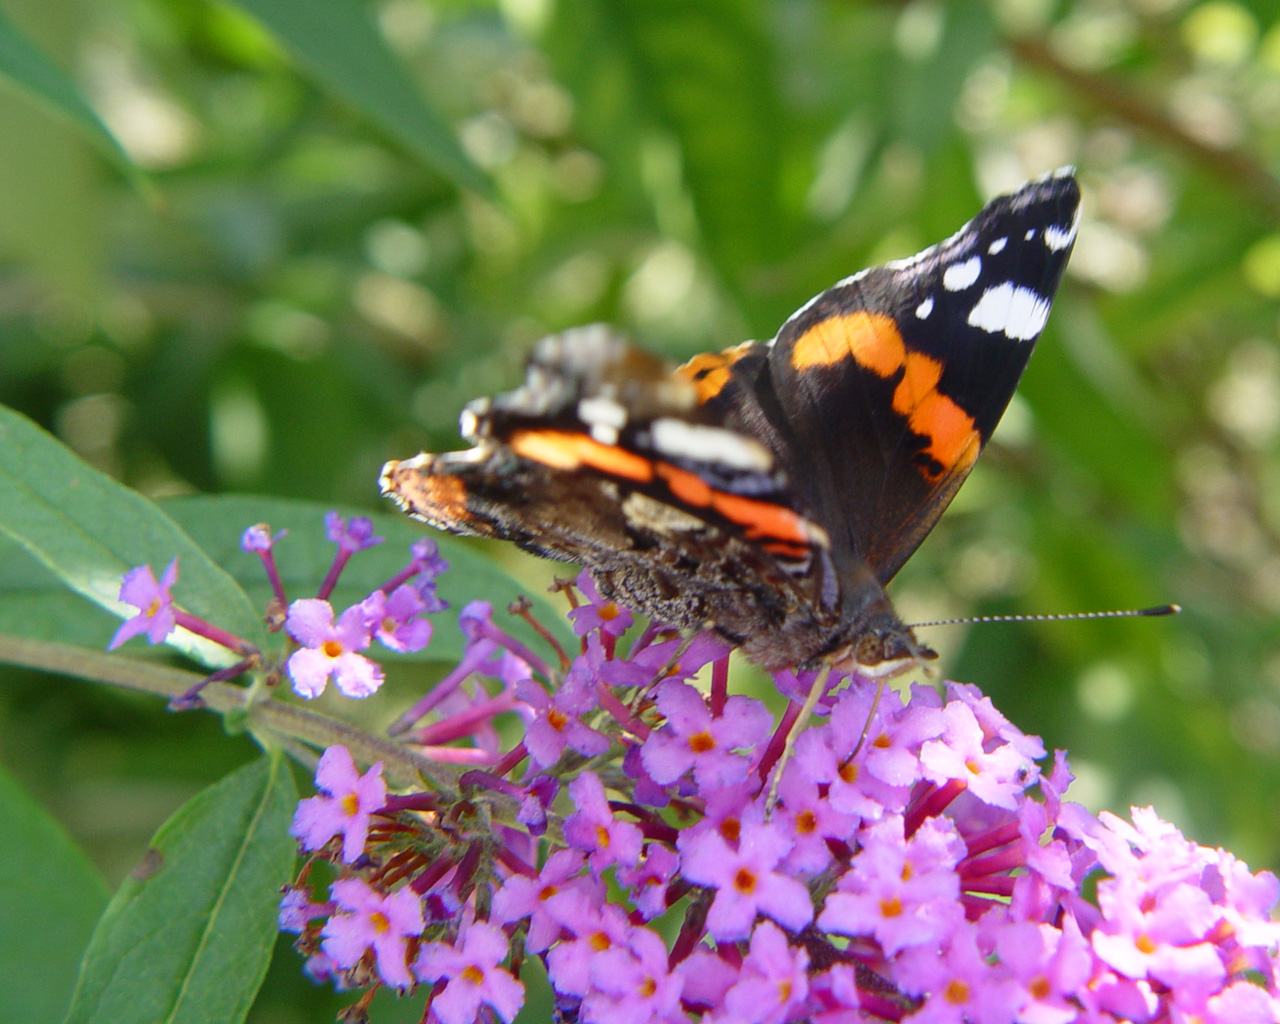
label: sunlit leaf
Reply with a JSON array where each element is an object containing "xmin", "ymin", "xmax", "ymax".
[{"xmin": 0, "ymin": 405, "xmax": 266, "ymax": 666}]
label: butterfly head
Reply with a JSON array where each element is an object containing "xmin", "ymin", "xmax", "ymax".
[{"xmin": 843, "ymin": 621, "xmax": 939, "ymax": 680}]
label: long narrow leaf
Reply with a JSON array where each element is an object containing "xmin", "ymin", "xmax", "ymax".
[
  {"xmin": 0, "ymin": 5, "xmax": 139, "ymax": 179},
  {"xmin": 226, "ymin": 0, "xmax": 486, "ymax": 193},
  {"xmin": 0, "ymin": 405, "xmax": 266, "ymax": 665},
  {"xmin": 64, "ymin": 754, "xmax": 298, "ymax": 1024},
  {"xmin": 0, "ymin": 764, "xmax": 108, "ymax": 1024}
]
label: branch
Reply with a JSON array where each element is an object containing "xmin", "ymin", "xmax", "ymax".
[
  {"xmin": 0, "ymin": 633, "xmax": 458, "ymax": 791},
  {"xmin": 1009, "ymin": 34, "xmax": 1280, "ymax": 217}
]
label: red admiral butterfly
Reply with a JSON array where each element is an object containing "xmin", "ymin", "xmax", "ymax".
[{"xmin": 382, "ymin": 169, "xmax": 1081, "ymax": 679}]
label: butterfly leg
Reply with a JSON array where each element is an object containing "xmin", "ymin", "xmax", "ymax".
[
  {"xmin": 630, "ymin": 623, "xmax": 715, "ymax": 709},
  {"xmin": 764, "ymin": 659, "xmax": 835, "ymax": 814},
  {"xmin": 842, "ymin": 675, "xmax": 887, "ymax": 770}
]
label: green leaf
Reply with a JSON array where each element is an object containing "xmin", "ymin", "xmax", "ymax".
[
  {"xmin": 553, "ymin": 0, "xmax": 786, "ymax": 289},
  {"xmin": 223, "ymin": 0, "xmax": 486, "ymax": 193},
  {"xmin": 0, "ymin": 5, "xmax": 139, "ymax": 181},
  {"xmin": 0, "ymin": 763, "xmax": 108, "ymax": 1024},
  {"xmin": 161, "ymin": 494, "xmax": 575, "ymax": 661},
  {"xmin": 0, "ymin": 405, "xmax": 266, "ymax": 666},
  {"xmin": 64, "ymin": 753, "xmax": 298, "ymax": 1024},
  {"xmin": 0, "ymin": 535, "xmax": 119, "ymax": 648}
]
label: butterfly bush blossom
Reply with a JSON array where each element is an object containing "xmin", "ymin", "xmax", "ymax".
[{"xmin": 109, "ymin": 522, "xmax": 1280, "ymax": 1023}]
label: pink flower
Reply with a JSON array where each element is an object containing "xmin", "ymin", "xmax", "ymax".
[
  {"xmin": 415, "ymin": 919, "xmax": 524, "ymax": 1024},
  {"xmin": 109, "ymin": 558, "xmax": 178, "ymax": 649},
  {"xmin": 321, "ymin": 878, "xmax": 423, "ymax": 989},
  {"xmin": 918, "ymin": 699, "xmax": 1032, "ymax": 810},
  {"xmin": 289, "ymin": 745, "xmax": 386, "ymax": 863},
  {"xmin": 562, "ymin": 771, "xmax": 643, "ymax": 873},
  {"xmin": 583, "ymin": 924, "xmax": 684, "ymax": 1024},
  {"xmin": 640, "ymin": 680, "xmax": 771, "ymax": 789},
  {"xmin": 722, "ymin": 921, "xmax": 810, "ymax": 1024},
  {"xmin": 893, "ymin": 920, "xmax": 1023, "ymax": 1024},
  {"xmin": 817, "ymin": 815, "xmax": 965, "ymax": 955},
  {"xmin": 360, "ymin": 584, "xmax": 433, "ymax": 653},
  {"xmin": 679, "ymin": 816, "xmax": 814, "ymax": 941},
  {"xmin": 545, "ymin": 903, "xmax": 635, "ymax": 998},
  {"xmin": 491, "ymin": 849, "xmax": 602, "ymax": 953},
  {"xmin": 285, "ymin": 599, "xmax": 384, "ymax": 698},
  {"xmin": 567, "ymin": 569, "xmax": 633, "ymax": 637},
  {"xmin": 518, "ymin": 671, "xmax": 609, "ymax": 769}
]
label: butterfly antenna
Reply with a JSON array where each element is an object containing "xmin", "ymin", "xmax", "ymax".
[{"xmin": 908, "ymin": 603, "xmax": 1181, "ymax": 629}]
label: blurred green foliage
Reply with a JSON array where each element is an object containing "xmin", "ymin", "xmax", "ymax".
[{"xmin": 1, "ymin": 0, "xmax": 1279, "ymax": 1018}]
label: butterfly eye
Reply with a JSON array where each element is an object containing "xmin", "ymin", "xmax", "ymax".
[{"xmin": 853, "ymin": 632, "xmax": 887, "ymax": 668}]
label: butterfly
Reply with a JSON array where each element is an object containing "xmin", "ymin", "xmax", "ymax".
[{"xmin": 381, "ymin": 169, "xmax": 1080, "ymax": 679}]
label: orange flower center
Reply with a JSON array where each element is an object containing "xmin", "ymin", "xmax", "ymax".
[
  {"xmin": 322, "ymin": 640, "xmax": 344, "ymax": 658},
  {"xmin": 733, "ymin": 867, "xmax": 757, "ymax": 894},
  {"xmin": 688, "ymin": 731, "xmax": 716, "ymax": 754},
  {"xmin": 944, "ymin": 979, "xmax": 970, "ymax": 1005}
]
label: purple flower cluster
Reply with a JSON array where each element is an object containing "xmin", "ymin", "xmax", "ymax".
[
  {"xmin": 278, "ymin": 569, "xmax": 1280, "ymax": 1023},
  {"xmin": 108, "ymin": 514, "xmax": 448, "ymax": 705},
  {"xmin": 103, "ymin": 523, "xmax": 1278, "ymax": 1020}
]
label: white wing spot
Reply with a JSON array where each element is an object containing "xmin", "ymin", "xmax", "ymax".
[
  {"xmin": 459, "ymin": 407, "xmax": 480, "ymax": 441},
  {"xmin": 988, "ymin": 237, "xmax": 1007, "ymax": 255},
  {"xmin": 578, "ymin": 396, "xmax": 628, "ymax": 431},
  {"xmin": 589, "ymin": 423, "xmax": 619, "ymax": 445},
  {"xmin": 650, "ymin": 418, "xmax": 773, "ymax": 472},
  {"xmin": 1045, "ymin": 207, "xmax": 1081, "ymax": 252},
  {"xmin": 916, "ymin": 297, "xmax": 934, "ymax": 319},
  {"xmin": 967, "ymin": 283, "xmax": 1051, "ymax": 341},
  {"xmin": 942, "ymin": 256, "xmax": 982, "ymax": 292},
  {"xmin": 1025, "ymin": 229, "xmax": 1037, "ymax": 241}
]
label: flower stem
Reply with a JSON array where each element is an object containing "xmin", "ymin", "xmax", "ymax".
[{"xmin": 0, "ymin": 632, "xmax": 457, "ymax": 791}]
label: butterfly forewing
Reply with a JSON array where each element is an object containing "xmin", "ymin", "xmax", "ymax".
[{"xmin": 699, "ymin": 172, "xmax": 1082, "ymax": 585}]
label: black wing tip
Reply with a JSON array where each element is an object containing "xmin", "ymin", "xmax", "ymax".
[{"xmin": 1000, "ymin": 165, "xmax": 1081, "ymax": 218}]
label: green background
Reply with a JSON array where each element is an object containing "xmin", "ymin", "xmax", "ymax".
[{"xmin": 0, "ymin": 0, "xmax": 1278, "ymax": 1019}]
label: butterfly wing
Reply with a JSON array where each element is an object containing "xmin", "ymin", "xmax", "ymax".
[
  {"xmin": 381, "ymin": 326, "xmax": 841, "ymax": 666},
  {"xmin": 684, "ymin": 170, "xmax": 1081, "ymax": 586}
]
